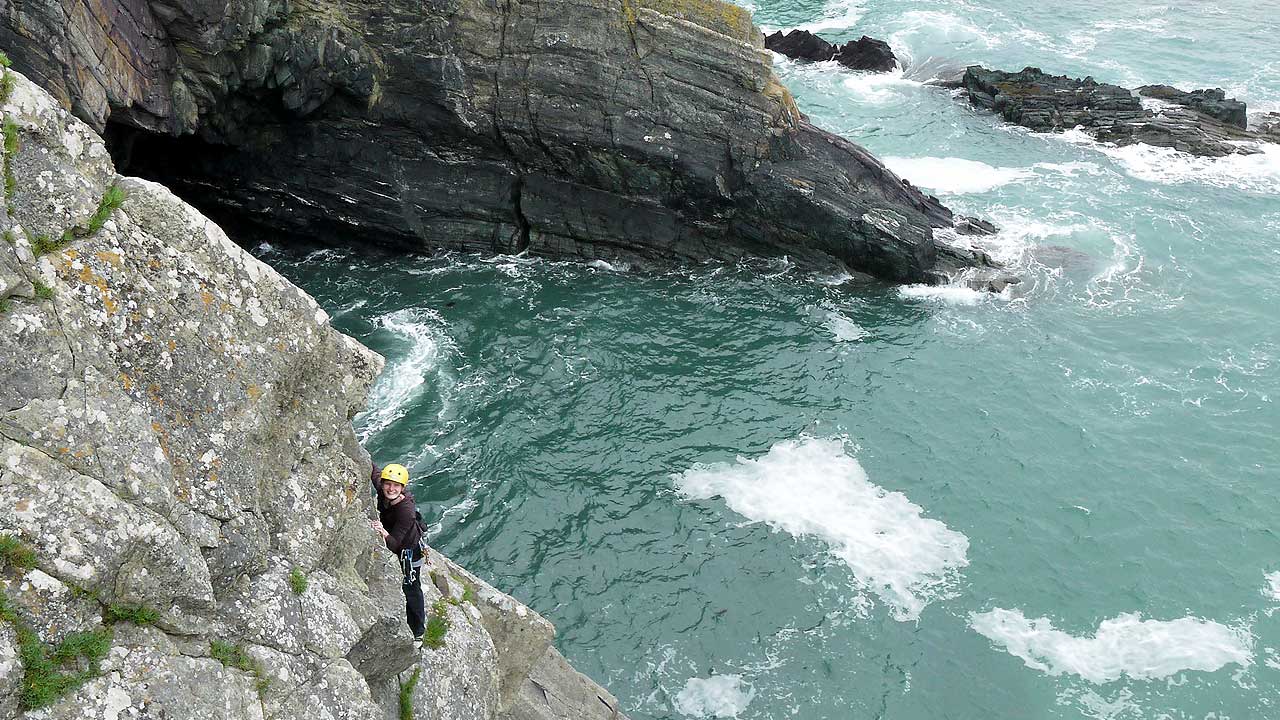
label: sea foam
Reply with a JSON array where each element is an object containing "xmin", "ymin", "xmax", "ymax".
[
  {"xmin": 674, "ymin": 438, "xmax": 969, "ymax": 621},
  {"xmin": 674, "ymin": 675, "xmax": 755, "ymax": 718},
  {"xmin": 970, "ymin": 608, "xmax": 1254, "ymax": 683},
  {"xmin": 883, "ymin": 156, "xmax": 1033, "ymax": 194},
  {"xmin": 356, "ymin": 307, "xmax": 455, "ymax": 440}
]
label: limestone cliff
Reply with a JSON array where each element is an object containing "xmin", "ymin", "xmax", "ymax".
[
  {"xmin": 0, "ymin": 66, "xmax": 623, "ymax": 720},
  {"xmin": 0, "ymin": 0, "xmax": 986, "ymax": 283}
]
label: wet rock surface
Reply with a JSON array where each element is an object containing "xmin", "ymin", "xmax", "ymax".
[
  {"xmin": 764, "ymin": 30, "xmax": 897, "ymax": 72},
  {"xmin": 961, "ymin": 66, "xmax": 1270, "ymax": 157},
  {"xmin": 0, "ymin": 68, "xmax": 626, "ymax": 720},
  {"xmin": 1, "ymin": 0, "xmax": 981, "ymax": 284}
]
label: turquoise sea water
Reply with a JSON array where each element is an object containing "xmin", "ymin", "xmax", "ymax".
[{"xmin": 258, "ymin": 1, "xmax": 1280, "ymax": 717}]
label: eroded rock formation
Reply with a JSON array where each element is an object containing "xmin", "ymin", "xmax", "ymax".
[
  {"xmin": 0, "ymin": 0, "xmax": 982, "ymax": 284},
  {"xmin": 960, "ymin": 66, "xmax": 1268, "ymax": 157},
  {"xmin": 763, "ymin": 30, "xmax": 897, "ymax": 72},
  {"xmin": 0, "ymin": 67, "xmax": 623, "ymax": 720}
]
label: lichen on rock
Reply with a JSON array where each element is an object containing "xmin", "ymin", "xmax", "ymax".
[{"xmin": 0, "ymin": 67, "xmax": 626, "ymax": 720}]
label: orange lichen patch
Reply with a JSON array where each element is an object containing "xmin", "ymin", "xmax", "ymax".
[
  {"xmin": 148, "ymin": 259, "xmax": 162, "ymax": 270},
  {"xmin": 78, "ymin": 265, "xmax": 96, "ymax": 284},
  {"xmin": 245, "ymin": 385, "xmax": 262, "ymax": 400},
  {"xmin": 58, "ymin": 447, "xmax": 70, "ymax": 454},
  {"xmin": 200, "ymin": 291, "xmax": 214, "ymax": 307},
  {"xmin": 151, "ymin": 422, "xmax": 163, "ymax": 433},
  {"xmin": 120, "ymin": 373, "xmax": 133, "ymax": 391},
  {"xmin": 95, "ymin": 250, "xmax": 123, "ymax": 267},
  {"xmin": 15, "ymin": 499, "xmax": 29, "ymax": 512},
  {"xmin": 344, "ymin": 483, "xmax": 356, "ymax": 504},
  {"xmin": 168, "ymin": 339, "xmax": 176, "ymax": 351},
  {"xmin": 208, "ymin": 472, "xmax": 218, "ymax": 483}
]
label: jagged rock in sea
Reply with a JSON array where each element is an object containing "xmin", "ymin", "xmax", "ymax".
[
  {"xmin": 763, "ymin": 29, "xmax": 837, "ymax": 62},
  {"xmin": 1136, "ymin": 85, "xmax": 1248, "ymax": 129},
  {"xmin": 832, "ymin": 36, "xmax": 897, "ymax": 72},
  {"xmin": 0, "ymin": 0, "xmax": 982, "ymax": 284},
  {"xmin": 0, "ymin": 67, "xmax": 624, "ymax": 720},
  {"xmin": 764, "ymin": 30, "xmax": 897, "ymax": 72},
  {"xmin": 961, "ymin": 66, "xmax": 1267, "ymax": 157}
]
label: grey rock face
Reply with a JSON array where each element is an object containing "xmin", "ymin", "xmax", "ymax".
[
  {"xmin": 962, "ymin": 66, "xmax": 1268, "ymax": 157},
  {"xmin": 0, "ymin": 68, "xmax": 626, "ymax": 720},
  {"xmin": 1, "ymin": 0, "xmax": 984, "ymax": 284}
]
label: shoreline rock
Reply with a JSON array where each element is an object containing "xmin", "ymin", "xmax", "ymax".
[
  {"xmin": 961, "ymin": 66, "xmax": 1268, "ymax": 157},
  {"xmin": 1, "ymin": 0, "xmax": 986, "ymax": 285},
  {"xmin": 764, "ymin": 30, "xmax": 897, "ymax": 72}
]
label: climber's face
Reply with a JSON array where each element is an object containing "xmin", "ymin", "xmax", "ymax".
[{"xmin": 381, "ymin": 480, "xmax": 405, "ymax": 500}]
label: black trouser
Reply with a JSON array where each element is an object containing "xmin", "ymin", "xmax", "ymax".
[{"xmin": 400, "ymin": 547, "xmax": 426, "ymax": 637}]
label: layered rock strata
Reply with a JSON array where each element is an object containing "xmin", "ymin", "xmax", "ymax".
[
  {"xmin": 960, "ymin": 66, "xmax": 1269, "ymax": 157},
  {"xmin": 0, "ymin": 0, "xmax": 985, "ymax": 284},
  {"xmin": 0, "ymin": 67, "xmax": 624, "ymax": 720},
  {"xmin": 763, "ymin": 30, "xmax": 897, "ymax": 72}
]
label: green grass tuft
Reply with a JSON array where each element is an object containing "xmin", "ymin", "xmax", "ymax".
[
  {"xmin": 0, "ymin": 535, "xmax": 36, "ymax": 570},
  {"xmin": 85, "ymin": 185, "xmax": 125, "ymax": 235},
  {"xmin": 103, "ymin": 603, "xmax": 158, "ymax": 626},
  {"xmin": 14, "ymin": 624, "xmax": 113, "ymax": 710},
  {"xmin": 3, "ymin": 117, "xmax": 17, "ymax": 207},
  {"xmin": 287, "ymin": 567, "xmax": 307, "ymax": 595},
  {"xmin": 33, "ymin": 279, "xmax": 53, "ymax": 300},
  {"xmin": 0, "ymin": 52, "xmax": 11, "ymax": 68},
  {"xmin": 460, "ymin": 582, "xmax": 476, "ymax": 605},
  {"xmin": 399, "ymin": 667, "xmax": 420, "ymax": 720},
  {"xmin": 423, "ymin": 600, "xmax": 449, "ymax": 649},
  {"xmin": 210, "ymin": 639, "xmax": 270, "ymax": 694},
  {"xmin": 0, "ymin": 72, "xmax": 13, "ymax": 105}
]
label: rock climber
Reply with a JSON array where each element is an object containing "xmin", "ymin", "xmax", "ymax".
[{"xmin": 370, "ymin": 462, "xmax": 426, "ymax": 643}]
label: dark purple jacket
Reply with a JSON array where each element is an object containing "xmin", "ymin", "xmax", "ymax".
[{"xmin": 371, "ymin": 463, "xmax": 422, "ymax": 554}]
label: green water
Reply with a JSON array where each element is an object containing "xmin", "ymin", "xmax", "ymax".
[{"xmin": 257, "ymin": 1, "xmax": 1280, "ymax": 717}]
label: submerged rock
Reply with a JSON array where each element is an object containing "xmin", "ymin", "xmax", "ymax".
[
  {"xmin": 2, "ymin": 0, "xmax": 978, "ymax": 284},
  {"xmin": 961, "ymin": 66, "xmax": 1267, "ymax": 157},
  {"xmin": 0, "ymin": 67, "xmax": 625, "ymax": 720}
]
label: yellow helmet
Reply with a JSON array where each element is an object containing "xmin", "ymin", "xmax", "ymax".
[{"xmin": 380, "ymin": 463, "xmax": 410, "ymax": 486}]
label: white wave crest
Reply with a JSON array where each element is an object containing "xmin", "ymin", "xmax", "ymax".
[
  {"xmin": 883, "ymin": 156, "xmax": 1033, "ymax": 194},
  {"xmin": 356, "ymin": 307, "xmax": 455, "ymax": 440},
  {"xmin": 674, "ymin": 675, "xmax": 755, "ymax": 718},
  {"xmin": 1055, "ymin": 130, "xmax": 1280, "ymax": 194},
  {"xmin": 673, "ymin": 438, "xmax": 969, "ymax": 621},
  {"xmin": 970, "ymin": 608, "xmax": 1254, "ymax": 683},
  {"xmin": 897, "ymin": 284, "xmax": 987, "ymax": 305},
  {"xmin": 839, "ymin": 69, "xmax": 918, "ymax": 103},
  {"xmin": 792, "ymin": 0, "xmax": 864, "ymax": 33}
]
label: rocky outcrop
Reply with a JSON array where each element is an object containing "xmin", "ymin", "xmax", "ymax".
[
  {"xmin": 1136, "ymin": 85, "xmax": 1247, "ymax": 129},
  {"xmin": 961, "ymin": 66, "xmax": 1269, "ymax": 157},
  {"xmin": 0, "ymin": 67, "xmax": 624, "ymax": 720},
  {"xmin": 0, "ymin": 0, "xmax": 984, "ymax": 284},
  {"xmin": 763, "ymin": 30, "xmax": 897, "ymax": 72}
]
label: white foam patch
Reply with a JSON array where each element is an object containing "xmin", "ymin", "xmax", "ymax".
[
  {"xmin": 825, "ymin": 310, "xmax": 867, "ymax": 341},
  {"xmin": 356, "ymin": 307, "xmax": 455, "ymax": 440},
  {"xmin": 840, "ymin": 70, "xmax": 917, "ymax": 104},
  {"xmin": 674, "ymin": 438, "xmax": 969, "ymax": 621},
  {"xmin": 897, "ymin": 284, "xmax": 986, "ymax": 305},
  {"xmin": 1264, "ymin": 572, "xmax": 1280, "ymax": 601},
  {"xmin": 1055, "ymin": 130, "xmax": 1280, "ymax": 194},
  {"xmin": 883, "ymin": 156, "xmax": 1033, "ymax": 194},
  {"xmin": 674, "ymin": 675, "xmax": 755, "ymax": 718},
  {"xmin": 971, "ymin": 609, "xmax": 1254, "ymax": 683},
  {"xmin": 791, "ymin": 0, "xmax": 864, "ymax": 33}
]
